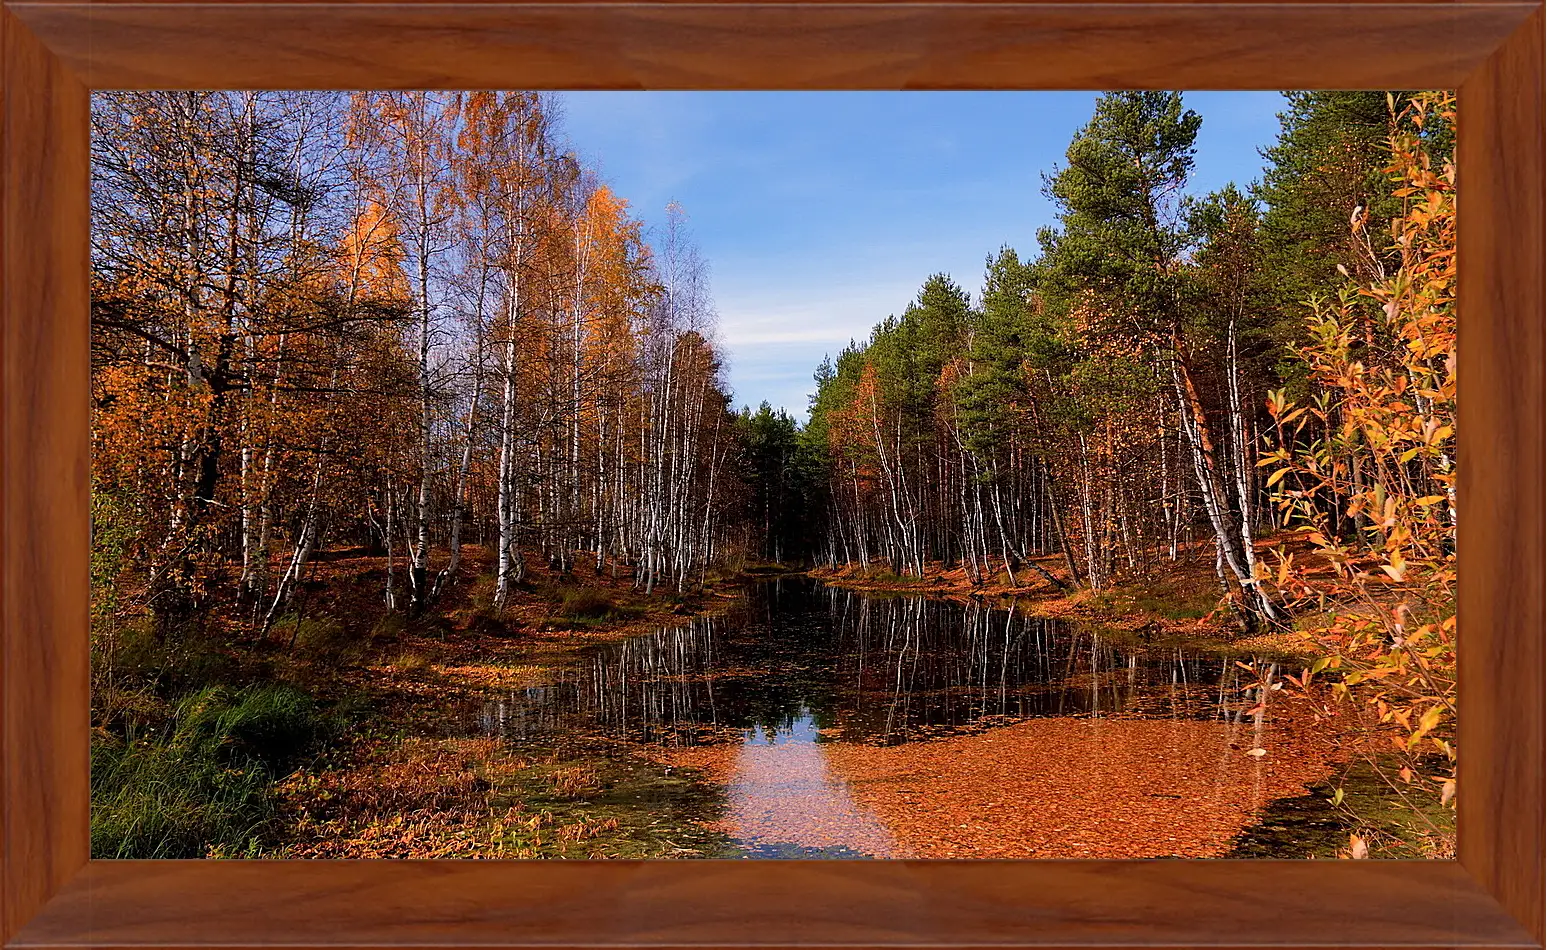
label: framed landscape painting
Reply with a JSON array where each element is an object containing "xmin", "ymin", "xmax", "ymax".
[{"xmin": 1, "ymin": 2, "xmax": 1541, "ymax": 949}]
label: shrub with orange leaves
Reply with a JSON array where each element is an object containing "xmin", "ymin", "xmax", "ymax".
[{"xmin": 1261, "ymin": 92, "xmax": 1457, "ymax": 830}]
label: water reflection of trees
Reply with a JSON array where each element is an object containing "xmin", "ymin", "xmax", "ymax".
[
  {"xmin": 479, "ymin": 613, "xmax": 727, "ymax": 743},
  {"xmin": 826, "ymin": 589, "xmax": 1281, "ymax": 742},
  {"xmin": 480, "ymin": 581, "xmax": 1288, "ymax": 746}
]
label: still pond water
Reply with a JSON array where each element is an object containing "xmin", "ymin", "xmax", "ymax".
[{"xmin": 475, "ymin": 578, "xmax": 1353, "ymax": 858}]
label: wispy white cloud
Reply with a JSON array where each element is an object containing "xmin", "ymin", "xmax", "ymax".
[
  {"xmin": 724, "ymin": 328, "xmax": 858, "ymax": 346},
  {"xmin": 717, "ymin": 285, "xmax": 915, "ymax": 346},
  {"xmin": 719, "ymin": 340, "xmax": 836, "ymax": 418},
  {"xmin": 712, "ymin": 277, "xmax": 930, "ymax": 417}
]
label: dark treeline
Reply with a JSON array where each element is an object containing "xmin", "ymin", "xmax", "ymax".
[{"xmin": 768, "ymin": 91, "xmax": 1454, "ymax": 630}]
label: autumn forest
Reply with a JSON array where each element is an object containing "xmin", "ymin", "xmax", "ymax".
[{"xmin": 91, "ymin": 90, "xmax": 1458, "ymax": 860}]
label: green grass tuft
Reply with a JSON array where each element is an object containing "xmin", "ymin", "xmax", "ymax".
[{"xmin": 91, "ymin": 684, "xmax": 324, "ymax": 858}]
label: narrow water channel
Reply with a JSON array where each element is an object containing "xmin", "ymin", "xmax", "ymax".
[{"xmin": 475, "ymin": 578, "xmax": 1347, "ymax": 858}]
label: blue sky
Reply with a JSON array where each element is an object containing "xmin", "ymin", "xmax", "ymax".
[{"xmin": 558, "ymin": 92, "xmax": 1287, "ymax": 419}]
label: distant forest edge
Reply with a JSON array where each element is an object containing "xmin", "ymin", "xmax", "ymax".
[{"xmin": 91, "ymin": 90, "xmax": 1458, "ymax": 851}]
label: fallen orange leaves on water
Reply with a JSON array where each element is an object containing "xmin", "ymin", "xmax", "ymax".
[
  {"xmin": 823, "ymin": 716, "xmax": 1337, "ymax": 858},
  {"xmin": 662, "ymin": 709, "xmax": 1343, "ymax": 859}
]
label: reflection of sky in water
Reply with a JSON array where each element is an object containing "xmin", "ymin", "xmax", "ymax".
[
  {"xmin": 724, "ymin": 705, "xmax": 897, "ymax": 858},
  {"xmin": 746, "ymin": 710, "xmax": 818, "ymax": 746}
]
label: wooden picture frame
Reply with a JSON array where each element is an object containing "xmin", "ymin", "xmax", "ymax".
[{"xmin": 1, "ymin": 2, "xmax": 1541, "ymax": 948}]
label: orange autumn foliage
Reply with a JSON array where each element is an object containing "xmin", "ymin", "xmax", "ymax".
[{"xmin": 1264, "ymin": 92, "xmax": 1458, "ymax": 821}]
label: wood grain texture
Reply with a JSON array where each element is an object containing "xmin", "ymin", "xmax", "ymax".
[
  {"xmin": 3, "ymin": 2, "xmax": 1538, "ymax": 90},
  {"xmin": 0, "ymin": 4, "xmax": 89, "ymax": 946},
  {"xmin": 1457, "ymin": 6, "xmax": 1546, "ymax": 945},
  {"xmin": 9, "ymin": 860, "xmax": 1543, "ymax": 949},
  {"xmin": 5, "ymin": 0, "xmax": 1534, "ymax": 6}
]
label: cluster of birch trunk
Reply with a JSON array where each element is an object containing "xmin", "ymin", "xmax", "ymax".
[{"xmin": 90, "ymin": 91, "xmax": 743, "ymax": 630}]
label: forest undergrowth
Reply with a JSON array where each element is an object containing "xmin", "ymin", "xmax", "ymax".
[{"xmin": 91, "ymin": 544, "xmax": 746, "ymax": 859}]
